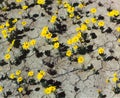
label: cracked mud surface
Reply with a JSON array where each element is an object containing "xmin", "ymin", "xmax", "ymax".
[{"xmin": 0, "ymin": 0, "xmax": 120, "ymax": 98}]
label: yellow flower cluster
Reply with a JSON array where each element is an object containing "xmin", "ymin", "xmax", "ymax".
[
  {"xmin": 4, "ymin": 53, "xmax": 11, "ymax": 60},
  {"xmin": 1, "ymin": 29, "xmax": 8, "ymax": 38},
  {"xmin": 0, "ymin": 86, "xmax": 3, "ymax": 92},
  {"xmin": 50, "ymin": 15, "xmax": 57, "ymax": 24},
  {"xmin": 17, "ymin": 76, "xmax": 23, "ymax": 83},
  {"xmin": 98, "ymin": 47, "xmax": 104, "ymax": 54},
  {"xmin": 22, "ymin": 41, "xmax": 30, "ymax": 50},
  {"xmin": 9, "ymin": 70, "xmax": 22, "ymax": 80},
  {"xmin": 107, "ymin": 10, "xmax": 119, "ymax": 17},
  {"xmin": 67, "ymin": 32, "xmax": 82, "ymax": 45},
  {"xmin": 37, "ymin": 0, "xmax": 45, "ymax": 5},
  {"xmin": 66, "ymin": 50, "xmax": 72, "ymax": 57},
  {"xmin": 116, "ymin": 26, "xmax": 120, "ymax": 32},
  {"xmin": 0, "ymin": 24, "xmax": 5, "ymax": 29},
  {"xmin": 12, "ymin": 19, "xmax": 18, "ymax": 23},
  {"xmin": 53, "ymin": 42, "xmax": 59, "ymax": 49},
  {"xmin": 28, "ymin": 70, "xmax": 34, "ymax": 77},
  {"xmin": 90, "ymin": 8, "xmax": 97, "ymax": 14},
  {"xmin": 77, "ymin": 56, "xmax": 84, "ymax": 64},
  {"xmin": 22, "ymin": 39, "xmax": 36, "ymax": 50},
  {"xmin": 98, "ymin": 21, "xmax": 105, "ymax": 27},
  {"xmin": 40, "ymin": 26, "xmax": 54, "ymax": 40},
  {"xmin": 18, "ymin": 87, "xmax": 23, "ymax": 92},
  {"xmin": 78, "ymin": 3, "xmax": 85, "ymax": 9},
  {"xmin": 21, "ymin": 21, "xmax": 27, "ymax": 26},
  {"xmin": 22, "ymin": 5, "xmax": 28, "ymax": 10},
  {"xmin": 40, "ymin": 26, "xmax": 48, "ymax": 37},
  {"xmin": 16, "ymin": 0, "xmax": 22, "ymax": 3},
  {"xmin": 8, "ymin": 26, "xmax": 16, "ymax": 33},
  {"xmin": 5, "ymin": 21, "xmax": 10, "ymax": 27},
  {"xmin": 112, "ymin": 72, "xmax": 119, "ymax": 83},
  {"xmin": 44, "ymin": 86, "xmax": 56, "ymax": 94},
  {"xmin": 63, "ymin": 2, "xmax": 75, "ymax": 18},
  {"xmin": 37, "ymin": 70, "xmax": 46, "ymax": 80}
]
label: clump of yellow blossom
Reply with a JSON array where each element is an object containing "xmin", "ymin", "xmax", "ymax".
[
  {"xmin": 98, "ymin": 47, "xmax": 104, "ymax": 54},
  {"xmin": 4, "ymin": 53, "xmax": 11, "ymax": 60},
  {"xmin": 18, "ymin": 87, "xmax": 23, "ymax": 92},
  {"xmin": 44, "ymin": 86, "xmax": 56, "ymax": 94},
  {"xmin": 28, "ymin": 71, "xmax": 34, "ymax": 77},
  {"xmin": 37, "ymin": 0, "xmax": 45, "ymax": 5},
  {"xmin": 22, "ymin": 5, "xmax": 28, "ymax": 10},
  {"xmin": 17, "ymin": 77, "xmax": 23, "ymax": 83},
  {"xmin": 50, "ymin": 15, "xmax": 57, "ymax": 24},
  {"xmin": 16, "ymin": 0, "xmax": 22, "ymax": 3},
  {"xmin": 37, "ymin": 70, "xmax": 45, "ymax": 80},
  {"xmin": 40, "ymin": 26, "xmax": 48, "ymax": 37},
  {"xmin": 98, "ymin": 21, "xmax": 105, "ymax": 27},
  {"xmin": 66, "ymin": 50, "xmax": 72, "ymax": 57},
  {"xmin": 90, "ymin": 8, "xmax": 97, "ymax": 13},
  {"xmin": 116, "ymin": 26, "xmax": 120, "ymax": 32},
  {"xmin": 0, "ymin": 86, "xmax": 3, "ymax": 92},
  {"xmin": 30, "ymin": 39, "xmax": 36, "ymax": 46},
  {"xmin": 21, "ymin": 21, "xmax": 27, "ymax": 26},
  {"xmin": 9, "ymin": 73, "xmax": 15, "ymax": 79},
  {"xmin": 112, "ymin": 72, "xmax": 119, "ymax": 83},
  {"xmin": 53, "ymin": 42, "xmax": 59, "ymax": 49},
  {"xmin": 16, "ymin": 70, "xmax": 21, "ymax": 76},
  {"xmin": 77, "ymin": 56, "xmax": 84, "ymax": 63},
  {"xmin": 22, "ymin": 41, "xmax": 30, "ymax": 50}
]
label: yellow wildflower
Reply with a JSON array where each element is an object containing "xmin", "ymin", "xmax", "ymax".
[
  {"xmin": 22, "ymin": 41, "xmax": 30, "ymax": 50},
  {"xmin": 50, "ymin": 15, "xmax": 57, "ymax": 24},
  {"xmin": 9, "ymin": 73, "xmax": 15, "ymax": 79},
  {"xmin": 116, "ymin": 27, "xmax": 120, "ymax": 32},
  {"xmin": 49, "ymin": 86, "xmax": 56, "ymax": 92},
  {"xmin": 67, "ymin": 39, "xmax": 73, "ymax": 45},
  {"xmin": 37, "ymin": 0, "xmax": 45, "ymax": 5},
  {"xmin": 78, "ymin": 56, "xmax": 84, "ymax": 63},
  {"xmin": 17, "ymin": 77, "xmax": 23, "ymax": 83},
  {"xmin": 78, "ymin": 3, "xmax": 84, "ymax": 9},
  {"xmin": 73, "ymin": 45, "xmax": 78, "ymax": 50},
  {"xmin": 18, "ymin": 87, "xmax": 23, "ymax": 92},
  {"xmin": 16, "ymin": 70, "xmax": 21, "ymax": 76},
  {"xmin": 0, "ymin": 86, "xmax": 3, "ymax": 92},
  {"xmin": 66, "ymin": 50, "xmax": 72, "ymax": 57},
  {"xmin": 28, "ymin": 71, "xmax": 34, "ymax": 77},
  {"xmin": 4, "ymin": 53, "xmax": 11, "ymax": 60},
  {"xmin": 16, "ymin": 0, "xmax": 22, "ymax": 3},
  {"xmin": 22, "ymin": 5, "xmax": 28, "ymax": 10},
  {"xmin": 12, "ymin": 19, "xmax": 18, "ymax": 23},
  {"xmin": 37, "ymin": 73, "xmax": 43, "ymax": 80},
  {"xmin": 2, "ymin": 29, "xmax": 8, "ymax": 38},
  {"xmin": 91, "ymin": 18, "xmax": 97, "ymax": 23},
  {"xmin": 0, "ymin": 24, "xmax": 4, "ymax": 29},
  {"xmin": 53, "ymin": 42, "xmax": 60, "ymax": 49},
  {"xmin": 90, "ymin": 8, "xmax": 97, "ymax": 13},
  {"xmin": 52, "ymin": 37, "xmax": 59, "ymax": 42},
  {"xmin": 5, "ymin": 21, "xmax": 10, "ymax": 27},
  {"xmin": 21, "ymin": 21, "xmax": 27, "ymax": 26},
  {"xmin": 30, "ymin": 39, "xmax": 36, "ymax": 46},
  {"xmin": 98, "ymin": 21, "xmax": 105, "ymax": 27},
  {"xmin": 69, "ymin": 13, "xmax": 74, "ymax": 18},
  {"xmin": 80, "ymin": 24, "xmax": 87, "ymax": 31},
  {"xmin": 45, "ymin": 32, "xmax": 52, "ymax": 39},
  {"xmin": 98, "ymin": 47, "xmax": 104, "ymax": 54},
  {"xmin": 44, "ymin": 87, "xmax": 52, "ymax": 94},
  {"xmin": 67, "ymin": 6, "xmax": 74, "ymax": 13},
  {"xmin": 85, "ymin": 19, "xmax": 90, "ymax": 24},
  {"xmin": 112, "ymin": 77, "xmax": 119, "ymax": 83}
]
